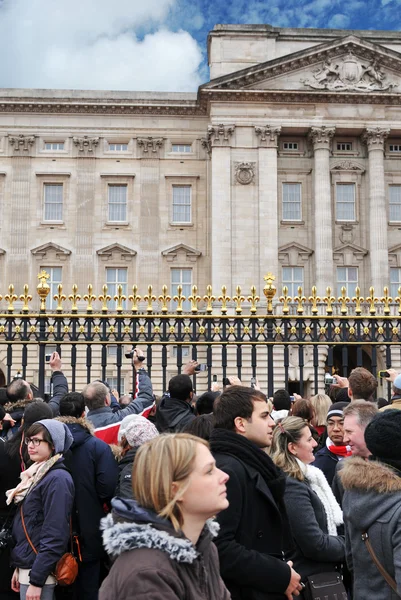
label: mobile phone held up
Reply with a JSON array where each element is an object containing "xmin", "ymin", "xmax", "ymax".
[
  {"xmin": 195, "ymin": 364, "xmax": 208, "ymax": 372},
  {"xmin": 378, "ymin": 370, "xmax": 390, "ymax": 378}
]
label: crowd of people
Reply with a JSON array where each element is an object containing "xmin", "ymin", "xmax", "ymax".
[{"xmin": 1, "ymin": 351, "xmax": 401, "ymax": 600}]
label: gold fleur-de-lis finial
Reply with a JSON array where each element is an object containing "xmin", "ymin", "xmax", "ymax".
[
  {"xmin": 308, "ymin": 286, "xmax": 321, "ymax": 315},
  {"xmin": 323, "ymin": 287, "xmax": 336, "ymax": 315},
  {"xmin": 394, "ymin": 286, "xmax": 401, "ymax": 315},
  {"xmin": 19, "ymin": 284, "xmax": 32, "ymax": 313},
  {"xmin": 232, "ymin": 285, "xmax": 245, "ymax": 314},
  {"xmin": 263, "ymin": 273, "xmax": 276, "ymax": 314},
  {"xmin": 128, "ymin": 285, "xmax": 141, "ymax": 313},
  {"xmin": 365, "ymin": 287, "xmax": 377, "ymax": 315},
  {"xmin": 218, "ymin": 286, "xmax": 230, "ymax": 315},
  {"xmin": 69, "ymin": 284, "xmax": 81, "ymax": 313},
  {"xmin": 173, "ymin": 285, "xmax": 185, "ymax": 314},
  {"xmin": 293, "ymin": 286, "xmax": 306, "ymax": 315},
  {"xmin": 84, "ymin": 284, "xmax": 96, "ymax": 313},
  {"xmin": 203, "ymin": 285, "xmax": 215, "ymax": 314},
  {"xmin": 338, "ymin": 287, "xmax": 350, "ymax": 315},
  {"xmin": 54, "ymin": 284, "xmax": 66, "ymax": 313},
  {"xmin": 188, "ymin": 286, "xmax": 201, "ymax": 313},
  {"xmin": 158, "ymin": 285, "xmax": 171, "ymax": 314},
  {"xmin": 381, "ymin": 286, "xmax": 392, "ymax": 316},
  {"xmin": 247, "ymin": 286, "xmax": 260, "ymax": 314},
  {"xmin": 352, "ymin": 287, "xmax": 363, "ymax": 315},
  {"xmin": 5, "ymin": 284, "xmax": 18, "ymax": 313},
  {"xmin": 279, "ymin": 286, "xmax": 291, "ymax": 315},
  {"xmin": 37, "ymin": 270, "xmax": 50, "ymax": 311},
  {"xmin": 99, "ymin": 285, "xmax": 111, "ymax": 313},
  {"xmin": 114, "ymin": 285, "xmax": 126, "ymax": 313},
  {"xmin": 144, "ymin": 285, "xmax": 156, "ymax": 313}
]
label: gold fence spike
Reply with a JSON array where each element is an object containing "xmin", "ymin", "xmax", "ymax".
[
  {"xmin": 188, "ymin": 286, "xmax": 201, "ymax": 313},
  {"xmin": 5, "ymin": 284, "xmax": 17, "ymax": 313},
  {"xmin": 203, "ymin": 285, "xmax": 215, "ymax": 314},
  {"xmin": 83, "ymin": 284, "xmax": 96, "ymax": 313},
  {"xmin": 233, "ymin": 285, "xmax": 245, "ymax": 314},
  {"xmin": 365, "ymin": 287, "xmax": 377, "ymax": 315},
  {"xmin": 37, "ymin": 270, "xmax": 50, "ymax": 312},
  {"xmin": 19, "ymin": 284, "xmax": 32, "ymax": 313},
  {"xmin": 128, "ymin": 285, "xmax": 141, "ymax": 313},
  {"xmin": 218, "ymin": 286, "xmax": 230, "ymax": 315},
  {"xmin": 158, "ymin": 285, "xmax": 171, "ymax": 314},
  {"xmin": 338, "ymin": 287, "xmax": 350, "ymax": 315},
  {"xmin": 144, "ymin": 285, "xmax": 156, "ymax": 313},
  {"xmin": 308, "ymin": 286, "xmax": 321, "ymax": 315},
  {"xmin": 173, "ymin": 285, "xmax": 185, "ymax": 314},
  {"xmin": 247, "ymin": 286, "xmax": 260, "ymax": 314},
  {"xmin": 293, "ymin": 286, "xmax": 306, "ymax": 315},
  {"xmin": 352, "ymin": 287, "xmax": 363, "ymax": 315},
  {"xmin": 99, "ymin": 285, "xmax": 111, "ymax": 313},
  {"xmin": 69, "ymin": 284, "xmax": 81, "ymax": 313},
  {"xmin": 279, "ymin": 286, "xmax": 291, "ymax": 315},
  {"xmin": 381, "ymin": 287, "xmax": 392, "ymax": 316},
  {"xmin": 54, "ymin": 284, "xmax": 66, "ymax": 313},
  {"xmin": 395, "ymin": 286, "xmax": 401, "ymax": 315},
  {"xmin": 323, "ymin": 287, "xmax": 336, "ymax": 315},
  {"xmin": 263, "ymin": 273, "xmax": 276, "ymax": 314},
  {"xmin": 114, "ymin": 285, "xmax": 126, "ymax": 313}
]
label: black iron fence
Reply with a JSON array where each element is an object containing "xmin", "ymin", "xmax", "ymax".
[{"xmin": 0, "ymin": 271, "xmax": 400, "ymax": 398}]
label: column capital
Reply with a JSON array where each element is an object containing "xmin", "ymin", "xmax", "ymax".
[
  {"xmin": 73, "ymin": 136, "xmax": 99, "ymax": 155},
  {"xmin": 207, "ymin": 124, "xmax": 235, "ymax": 147},
  {"xmin": 255, "ymin": 125, "xmax": 281, "ymax": 148},
  {"xmin": 136, "ymin": 137, "xmax": 165, "ymax": 157},
  {"xmin": 8, "ymin": 134, "xmax": 36, "ymax": 154},
  {"xmin": 362, "ymin": 127, "xmax": 390, "ymax": 151},
  {"xmin": 308, "ymin": 126, "xmax": 335, "ymax": 151}
]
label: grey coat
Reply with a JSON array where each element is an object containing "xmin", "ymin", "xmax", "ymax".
[
  {"xmin": 284, "ymin": 475, "xmax": 345, "ymax": 580},
  {"xmin": 341, "ymin": 457, "xmax": 401, "ymax": 600}
]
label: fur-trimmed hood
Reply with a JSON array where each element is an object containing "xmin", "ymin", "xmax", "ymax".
[
  {"xmin": 56, "ymin": 416, "xmax": 96, "ymax": 449},
  {"xmin": 101, "ymin": 497, "xmax": 219, "ymax": 563},
  {"xmin": 56, "ymin": 416, "xmax": 94, "ymax": 434},
  {"xmin": 340, "ymin": 457, "xmax": 401, "ymax": 531},
  {"xmin": 4, "ymin": 398, "xmax": 32, "ymax": 414}
]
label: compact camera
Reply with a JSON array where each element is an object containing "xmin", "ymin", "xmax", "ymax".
[
  {"xmin": 324, "ymin": 373, "xmax": 337, "ymax": 385},
  {"xmin": 124, "ymin": 349, "xmax": 145, "ymax": 361}
]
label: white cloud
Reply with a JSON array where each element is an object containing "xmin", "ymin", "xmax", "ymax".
[
  {"xmin": 327, "ymin": 13, "xmax": 351, "ymax": 27},
  {"xmin": 0, "ymin": 0, "xmax": 203, "ymax": 91}
]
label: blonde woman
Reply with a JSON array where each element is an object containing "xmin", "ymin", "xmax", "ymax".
[
  {"xmin": 100, "ymin": 433, "xmax": 230, "ymax": 600},
  {"xmin": 271, "ymin": 417, "xmax": 345, "ymax": 585},
  {"xmin": 310, "ymin": 394, "xmax": 332, "ymax": 436}
]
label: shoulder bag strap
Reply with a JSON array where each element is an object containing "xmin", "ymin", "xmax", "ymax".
[
  {"xmin": 20, "ymin": 504, "xmax": 38, "ymax": 555},
  {"xmin": 362, "ymin": 532, "xmax": 401, "ymax": 597}
]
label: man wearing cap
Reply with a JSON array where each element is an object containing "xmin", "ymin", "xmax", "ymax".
[
  {"xmin": 313, "ymin": 402, "xmax": 351, "ymax": 486},
  {"xmin": 380, "ymin": 372, "xmax": 401, "ymax": 411}
]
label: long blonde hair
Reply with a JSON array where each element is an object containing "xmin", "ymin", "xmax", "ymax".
[
  {"xmin": 310, "ymin": 394, "xmax": 332, "ymax": 426},
  {"xmin": 271, "ymin": 417, "xmax": 310, "ymax": 482},
  {"xmin": 132, "ymin": 433, "xmax": 208, "ymax": 531}
]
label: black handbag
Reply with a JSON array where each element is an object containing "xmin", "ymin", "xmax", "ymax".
[
  {"xmin": 0, "ymin": 510, "xmax": 14, "ymax": 554},
  {"xmin": 303, "ymin": 572, "xmax": 347, "ymax": 600}
]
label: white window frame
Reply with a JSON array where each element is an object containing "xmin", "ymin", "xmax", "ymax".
[
  {"xmin": 282, "ymin": 142, "xmax": 298, "ymax": 151},
  {"xmin": 171, "ymin": 268, "xmax": 192, "ymax": 312},
  {"xmin": 43, "ymin": 183, "xmax": 63, "ymax": 222},
  {"xmin": 171, "ymin": 346, "xmax": 191, "ymax": 359},
  {"xmin": 172, "ymin": 185, "xmax": 192, "ymax": 224},
  {"xmin": 106, "ymin": 376, "xmax": 125, "ymax": 394},
  {"xmin": 44, "ymin": 142, "xmax": 65, "ymax": 151},
  {"xmin": 389, "ymin": 144, "xmax": 401, "ymax": 153},
  {"xmin": 106, "ymin": 267, "xmax": 128, "ymax": 310},
  {"xmin": 390, "ymin": 267, "xmax": 401, "ymax": 298},
  {"xmin": 107, "ymin": 345, "xmax": 118, "ymax": 359},
  {"xmin": 41, "ymin": 266, "xmax": 63, "ymax": 311},
  {"xmin": 108, "ymin": 143, "xmax": 128, "ymax": 152},
  {"xmin": 336, "ymin": 142, "xmax": 352, "ymax": 151},
  {"xmin": 335, "ymin": 183, "xmax": 356, "ymax": 222},
  {"xmin": 171, "ymin": 144, "xmax": 192, "ymax": 153},
  {"xmin": 108, "ymin": 184, "xmax": 128, "ymax": 223},
  {"xmin": 282, "ymin": 183, "xmax": 302, "ymax": 221},
  {"xmin": 336, "ymin": 266, "xmax": 358, "ymax": 297},
  {"xmin": 282, "ymin": 267, "xmax": 304, "ymax": 298},
  {"xmin": 389, "ymin": 185, "xmax": 401, "ymax": 223}
]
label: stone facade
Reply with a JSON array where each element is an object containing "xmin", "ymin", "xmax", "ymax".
[{"xmin": 1, "ymin": 24, "xmax": 401, "ymax": 393}]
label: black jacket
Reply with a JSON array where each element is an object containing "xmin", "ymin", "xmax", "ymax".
[
  {"xmin": 156, "ymin": 395, "xmax": 195, "ymax": 432},
  {"xmin": 62, "ymin": 418, "xmax": 119, "ymax": 561},
  {"xmin": 313, "ymin": 446, "xmax": 340, "ymax": 486},
  {"xmin": 116, "ymin": 447, "xmax": 138, "ymax": 499},
  {"xmin": 210, "ymin": 431, "xmax": 291, "ymax": 600}
]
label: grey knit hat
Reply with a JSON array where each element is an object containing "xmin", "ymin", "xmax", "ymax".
[
  {"xmin": 122, "ymin": 415, "xmax": 159, "ymax": 448},
  {"xmin": 37, "ymin": 419, "xmax": 74, "ymax": 454}
]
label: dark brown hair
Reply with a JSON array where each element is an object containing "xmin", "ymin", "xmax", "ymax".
[
  {"xmin": 348, "ymin": 367, "xmax": 378, "ymax": 401},
  {"xmin": 213, "ymin": 386, "xmax": 267, "ymax": 431}
]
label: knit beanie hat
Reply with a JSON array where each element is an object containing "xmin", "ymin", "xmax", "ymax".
[
  {"xmin": 37, "ymin": 418, "xmax": 74, "ymax": 454},
  {"xmin": 327, "ymin": 402, "xmax": 348, "ymax": 420},
  {"xmin": 364, "ymin": 410, "xmax": 401, "ymax": 463},
  {"xmin": 122, "ymin": 415, "xmax": 159, "ymax": 448},
  {"xmin": 118, "ymin": 414, "xmax": 142, "ymax": 443}
]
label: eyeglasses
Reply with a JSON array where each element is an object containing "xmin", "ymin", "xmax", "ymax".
[{"xmin": 24, "ymin": 437, "xmax": 47, "ymax": 447}]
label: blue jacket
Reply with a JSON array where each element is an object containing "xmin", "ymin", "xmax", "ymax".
[
  {"xmin": 62, "ymin": 418, "xmax": 119, "ymax": 561},
  {"xmin": 11, "ymin": 459, "xmax": 75, "ymax": 587},
  {"xmin": 313, "ymin": 446, "xmax": 340, "ymax": 486}
]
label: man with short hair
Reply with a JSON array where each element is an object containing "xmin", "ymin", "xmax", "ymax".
[
  {"xmin": 313, "ymin": 402, "xmax": 351, "ymax": 485},
  {"xmin": 348, "ymin": 367, "xmax": 378, "ymax": 401},
  {"xmin": 156, "ymin": 374, "xmax": 196, "ymax": 432},
  {"xmin": 380, "ymin": 372, "xmax": 401, "ymax": 411},
  {"xmin": 209, "ymin": 386, "xmax": 302, "ymax": 600},
  {"xmin": 271, "ymin": 388, "xmax": 292, "ymax": 422}
]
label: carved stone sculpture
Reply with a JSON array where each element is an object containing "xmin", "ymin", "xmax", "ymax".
[
  {"xmin": 73, "ymin": 136, "xmax": 99, "ymax": 153},
  {"xmin": 9, "ymin": 135, "xmax": 36, "ymax": 152},
  {"xmin": 235, "ymin": 162, "xmax": 255, "ymax": 185},
  {"xmin": 137, "ymin": 137, "xmax": 165, "ymax": 153}
]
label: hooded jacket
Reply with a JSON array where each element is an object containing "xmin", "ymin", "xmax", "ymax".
[
  {"xmin": 59, "ymin": 417, "xmax": 119, "ymax": 561},
  {"xmin": 115, "ymin": 447, "xmax": 138, "ymax": 499},
  {"xmin": 99, "ymin": 497, "xmax": 230, "ymax": 600},
  {"xmin": 156, "ymin": 394, "xmax": 195, "ymax": 432},
  {"xmin": 341, "ymin": 457, "xmax": 401, "ymax": 599}
]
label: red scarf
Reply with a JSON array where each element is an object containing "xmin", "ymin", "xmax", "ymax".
[{"xmin": 328, "ymin": 444, "xmax": 352, "ymax": 457}]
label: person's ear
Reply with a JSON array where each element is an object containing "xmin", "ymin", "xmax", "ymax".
[
  {"xmin": 288, "ymin": 442, "xmax": 298, "ymax": 456},
  {"xmin": 348, "ymin": 387, "xmax": 353, "ymax": 400},
  {"xmin": 171, "ymin": 481, "xmax": 183, "ymax": 503},
  {"xmin": 233, "ymin": 416, "xmax": 247, "ymax": 434}
]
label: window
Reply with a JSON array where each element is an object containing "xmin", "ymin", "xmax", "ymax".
[
  {"xmin": 389, "ymin": 185, "xmax": 401, "ymax": 222},
  {"xmin": 283, "ymin": 142, "xmax": 298, "ymax": 150},
  {"xmin": 108, "ymin": 184, "xmax": 127, "ymax": 222},
  {"xmin": 171, "ymin": 269, "xmax": 192, "ymax": 311},
  {"xmin": 106, "ymin": 268, "xmax": 127, "ymax": 310},
  {"xmin": 44, "ymin": 184, "xmax": 63, "ymax": 221},
  {"xmin": 172, "ymin": 185, "xmax": 191, "ymax": 223},
  {"xmin": 42, "ymin": 267, "xmax": 62, "ymax": 310},
  {"xmin": 172, "ymin": 144, "xmax": 191, "ymax": 153},
  {"xmin": 172, "ymin": 346, "xmax": 191, "ymax": 359},
  {"xmin": 282, "ymin": 267, "xmax": 304, "ymax": 298},
  {"xmin": 336, "ymin": 142, "xmax": 352, "ymax": 151},
  {"xmin": 45, "ymin": 142, "xmax": 64, "ymax": 151},
  {"xmin": 106, "ymin": 376, "xmax": 125, "ymax": 394},
  {"xmin": 337, "ymin": 267, "xmax": 358, "ymax": 297},
  {"xmin": 336, "ymin": 183, "xmax": 356, "ymax": 221},
  {"xmin": 108, "ymin": 143, "xmax": 128, "ymax": 151},
  {"xmin": 389, "ymin": 145, "xmax": 401, "ymax": 153},
  {"xmin": 107, "ymin": 345, "xmax": 118, "ymax": 359},
  {"xmin": 390, "ymin": 268, "xmax": 401, "ymax": 298},
  {"xmin": 282, "ymin": 183, "xmax": 302, "ymax": 221}
]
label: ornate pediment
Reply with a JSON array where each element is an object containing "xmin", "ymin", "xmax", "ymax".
[
  {"xmin": 389, "ymin": 244, "xmax": 401, "ymax": 267},
  {"xmin": 201, "ymin": 36, "xmax": 401, "ymax": 95},
  {"xmin": 96, "ymin": 243, "xmax": 137, "ymax": 262},
  {"xmin": 161, "ymin": 244, "xmax": 202, "ymax": 263},
  {"xmin": 31, "ymin": 242, "xmax": 71, "ymax": 260},
  {"xmin": 333, "ymin": 243, "xmax": 368, "ymax": 264},
  {"xmin": 278, "ymin": 243, "xmax": 313, "ymax": 265},
  {"xmin": 331, "ymin": 161, "xmax": 365, "ymax": 173}
]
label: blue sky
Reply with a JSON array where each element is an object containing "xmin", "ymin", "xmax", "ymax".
[{"xmin": 0, "ymin": 0, "xmax": 399, "ymax": 92}]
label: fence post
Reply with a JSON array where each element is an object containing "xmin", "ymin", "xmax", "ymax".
[{"xmin": 36, "ymin": 271, "xmax": 50, "ymax": 398}]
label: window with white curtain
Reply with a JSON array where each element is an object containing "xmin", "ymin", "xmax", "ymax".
[
  {"xmin": 108, "ymin": 185, "xmax": 127, "ymax": 222},
  {"xmin": 106, "ymin": 268, "xmax": 127, "ymax": 309},
  {"xmin": 41, "ymin": 267, "xmax": 62, "ymax": 310},
  {"xmin": 45, "ymin": 142, "xmax": 64, "ymax": 151},
  {"xmin": 337, "ymin": 266, "xmax": 358, "ymax": 297},
  {"xmin": 282, "ymin": 183, "xmax": 301, "ymax": 221},
  {"xmin": 172, "ymin": 186, "xmax": 191, "ymax": 223},
  {"xmin": 106, "ymin": 376, "xmax": 125, "ymax": 394},
  {"xmin": 282, "ymin": 266, "xmax": 304, "ymax": 298},
  {"xmin": 108, "ymin": 143, "xmax": 128, "ymax": 151},
  {"xmin": 389, "ymin": 185, "xmax": 401, "ymax": 222},
  {"xmin": 44, "ymin": 184, "xmax": 63, "ymax": 221},
  {"xmin": 172, "ymin": 144, "xmax": 191, "ymax": 153},
  {"xmin": 336, "ymin": 183, "xmax": 356, "ymax": 221},
  {"xmin": 390, "ymin": 268, "xmax": 401, "ymax": 298},
  {"xmin": 171, "ymin": 269, "xmax": 192, "ymax": 311}
]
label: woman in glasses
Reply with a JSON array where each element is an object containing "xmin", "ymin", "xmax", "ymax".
[{"xmin": 7, "ymin": 419, "xmax": 75, "ymax": 600}]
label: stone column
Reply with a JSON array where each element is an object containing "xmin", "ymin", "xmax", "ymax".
[
  {"xmin": 255, "ymin": 125, "xmax": 281, "ymax": 283},
  {"xmin": 362, "ymin": 127, "xmax": 390, "ymax": 292},
  {"xmin": 308, "ymin": 126, "xmax": 335, "ymax": 294},
  {"xmin": 208, "ymin": 124, "xmax": 235, "ymax": 293}
]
